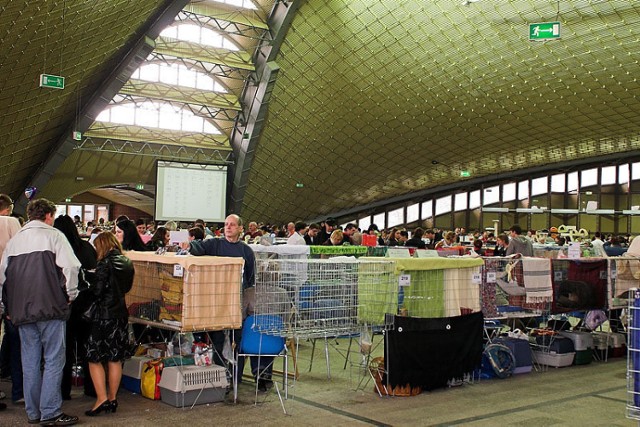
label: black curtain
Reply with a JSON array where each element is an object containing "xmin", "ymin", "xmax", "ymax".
[{"xmin": 385, "ymin": 312, "xmax": 484, "ymax": 391}]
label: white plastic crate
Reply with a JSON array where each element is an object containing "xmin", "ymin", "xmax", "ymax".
[
  {"xmin": 532, "ymin": 350, "xmax": 575, "ymax": 367},
  {"xmin": 158, "ymin": 365, "xmax": 228, "ymax": 407}
]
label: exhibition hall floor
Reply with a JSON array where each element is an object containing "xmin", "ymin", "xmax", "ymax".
[{"xmin": 0, "ymin": 339, "xmax": 632, "ymax": 426}]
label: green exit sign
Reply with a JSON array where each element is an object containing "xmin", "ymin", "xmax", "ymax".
[
  {"xmin": 529, "ymin": 22, "xmax": 561, "ymax": 41},
  {"xmin": 135, "ymin": 184, "xmax": 145, "ymax": 190},
  {"xmin": 460, "ymin": 170, "xmax": 471, "ymax": 177},
  {"xmin": 39, "ymin": 74, "xmax": 65, "ymax": 89}
]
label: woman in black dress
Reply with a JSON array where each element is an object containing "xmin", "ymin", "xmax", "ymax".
[{"xmin": 84, "ymin": 232, "xmax": 134, "ymax": 416}]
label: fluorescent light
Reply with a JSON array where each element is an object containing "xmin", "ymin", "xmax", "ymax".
[
  {"xmin": 586, "ymin": 209, "xmax": 615, "ymax": 215},
  {"xmin": 516, "ymin": 208, "xmax": 545, "ymax": 214},
  {"xmin": 622, "ymin": 210, "xmax": 640, "ymax": 215},
  {"xmin": 551, "ymin": 209, "xmax": 580, "ymax": 214},
  {"xmin": 483, "ymin": 207, "xmax": 509, "ymax": 213}
]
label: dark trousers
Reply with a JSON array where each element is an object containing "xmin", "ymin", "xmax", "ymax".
[
  {"xmin": 199, "ymin": 330, "xmax": 273, "ymax": 381},
  {"xmin": 4, "ymin": 318, "xmax": 23, "ymax": 401}
]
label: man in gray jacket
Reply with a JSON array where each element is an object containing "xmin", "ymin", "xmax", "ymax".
[
  {"xmin": 506, "ymin": 224, "xmax": 534, "ymax": 257},
  {"xmin": 0, "ymin": 199, "xmax": 80, "ymax": 426}
]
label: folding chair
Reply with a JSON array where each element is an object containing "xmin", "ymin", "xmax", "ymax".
[{"xmin": 233, "ymin": 315, "xmax": 288, "ymax": 411}]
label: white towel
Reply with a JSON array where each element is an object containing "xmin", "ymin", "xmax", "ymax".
[{"xmin": 521, "ymin": 257, "xmax": 553, "ymax": 303}]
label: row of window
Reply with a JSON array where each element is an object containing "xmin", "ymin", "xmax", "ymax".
[
  {"xmin": 96, "ymin": 4, "xmax": 252, "ymax": 135},
  {"xmin": 349, "ymin": 162, "xmax": 640, "ymax": 230}
]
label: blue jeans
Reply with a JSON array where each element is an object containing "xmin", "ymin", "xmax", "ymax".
[{"xmin": 18, "ymin": 320, "xmax": 66, "ymax": 421}]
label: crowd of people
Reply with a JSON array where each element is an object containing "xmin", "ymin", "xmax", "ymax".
[{"xmin": 2, "ymin": 194, "xmax": 640, "ymax": 425}]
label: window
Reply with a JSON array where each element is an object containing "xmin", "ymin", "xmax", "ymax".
[
  {"xmin": 531, "ymin": 177, "xmax": 548, "ymax": 196},
  {"xmin": 567, "ymin": 172, "xmax": 578, "ymax": 193},
  {"xmin": 421, "ymin": 200, "xmax": 433, "ymax": 219},
  {"xmin": 483, "ymin": 186, "xmax": 500, "ymax": 206},
  {"xmin": 387, "ymin": 208, "xmax": 404, "ymax": 227},
  {"xmin": 161, "ymin": 24, "xmax": 240, "ymax": 51},
  {"xmin": 435, "ymin": 195, "xmax": 452, "ymax": 215},
  {"xmin": 551, "ymin": 174, "xmax": 565, "ymax": 193},
  {"xmin": 373, "ymin": 213, "xmax": 385, "ymax": 230},
  {"xmin": 502, "ymin": 183, "xmax": 516, "ymax": 202},
  {"xmin": 619, "ymin": 164, "xmax": 630, "ymax": 185},
  {"xmin": 84, "ymin": 205, "xmax": 95, "ymax": 223},
  {"xmin": 132, "ymin": 63, "xmax": 226, "ymax": 93},
  {"xmin": 407, "ymin": 203, "xmax": 419, "ymax": 223},
  {"xmin": 454, "ymin": 193, "xmax": 467, "ymax": 212},
  {"xmin": 633, "ymin": 162, "xmax": 640, "ymax": 180},
  {"xmin": 358, "ymin": 216, "xmax": 371, "ymax": 233},
  {"xmin": 212, "ymin": 0, "xmax": 257, "ymax": 10},
  {"xmin": 581, "ymin": 168, "xmax": 598, "ymax": 188},
  {"xmin": 469, "ymin": 190, "xmax": 481, "ymax": 209},
  {"xmin": 67, "ymin": 205, "xmax": 83, "ymax": 221},
  {"xmin": 601, "ymin": 166, "xmax": 616, "ymax": 186},
  {"xmin": 518, "ymin": 180, "xmax": 529, "ymax": 200},
  {"xmin": 55, "ymin": 205, "xmax": 68, "ymax": 216}
]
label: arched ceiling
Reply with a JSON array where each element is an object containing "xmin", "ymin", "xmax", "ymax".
[{"xmin": 1, "ymin": 0, "xmax": 639, "ymax": 224}]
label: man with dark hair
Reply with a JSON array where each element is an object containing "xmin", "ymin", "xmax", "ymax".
[
  {"xmin": 287, "ymin": 222, "xmax": 307, "ymax": 245},
  {"xmin": 188, "ymin": 226, "xmax": 205, "ymax": 241},
  {"xmin": 318, "ymin": 219, "xmax": 337, "ymax": 245},
  {"xmin": 0, "ymin": 198, "xmax": 80, "ymax": 426},
  {"xmin": 424, "ymin": 229, "xmax": 436, "ymax": 249},
  {"xmin": 398, "ymin": 230, "xmax": 409, "ymax": 246},
  {"xmin": 506, "ymin": 224, "xmax": 533, "ymax": 257},
  {"xmin": 304, "ymin": 223, "xmax": 321, "ymax": 245},
  {"xmin": 342, "ymin": 223, "xmax": 358, "ymax": 245}
]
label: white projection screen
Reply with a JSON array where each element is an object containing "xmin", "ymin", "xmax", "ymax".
[{"xmin": 155, "ymin": 161, "xmax": 227, "ymax": 223}]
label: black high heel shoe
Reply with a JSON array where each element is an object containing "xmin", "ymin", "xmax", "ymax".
[
  {"xmin": 109, "ymin": 400, "xmax": 118, "ymax": 413},
  {"xmin": 85, "ymin": 400, "xmax": 112, "ymax": 417}
]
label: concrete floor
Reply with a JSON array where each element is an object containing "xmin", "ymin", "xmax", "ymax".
[{"xmin": 0, "ymin": 339, "xmax": 634, "ymax": 426}]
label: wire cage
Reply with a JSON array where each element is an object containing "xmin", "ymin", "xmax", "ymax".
[
  {"xmin": 125, "ymin": 252, "xmax": 244, "ymax": 332},
  {"xmin": 609, "ymin": 257, "xmax": 640, "ymax": 309},
  {"xmin": 627, "ymin": 288, "xmax": 640, "ymax": 420},
  {"xmin": 253, "ymin": 258, "xmax": 397, "ymax": 339},
  {"xmin": 393, "ymin": 258, "xmax": 483, "ymax": 319},
  {"xmin": 481, "ymin": 257, "xmax": 553, "ymax": 319}
]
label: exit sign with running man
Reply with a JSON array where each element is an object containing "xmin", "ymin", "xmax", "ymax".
[{"xmin": 529, "ymin": 22, "xmax": 561, "ymax": 41}]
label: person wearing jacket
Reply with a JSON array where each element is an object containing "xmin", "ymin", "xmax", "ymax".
[
  {"xmin": 84, "ymin": 232, "xmax": 134, "ymax": 417},
  {"xmin": 0, "ymin": 198, "xmax": 80, "ymax": 426},
  {"xmin": 53, "ymin": 214, "xmax": 98, "ymax": 400},
  {"xmin": 505, "ymin": 225, "xmax": 534, "ymax": 257}
]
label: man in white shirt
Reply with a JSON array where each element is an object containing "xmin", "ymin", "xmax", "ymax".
[
  {"xmin": 590, "ymin": 232, "xmax": 606, "ymax": 257},
  {"xmin": 287, "ymin": 222, "xmax": 307, "ymax": 245}
]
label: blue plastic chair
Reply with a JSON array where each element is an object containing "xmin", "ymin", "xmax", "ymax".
[{"xmin": 233, "ymin": 315, "xmax": 288, "ymax": 406}]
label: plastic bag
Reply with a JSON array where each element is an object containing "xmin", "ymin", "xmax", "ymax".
[
  {"xmin": 359, "ymin": 325, "xmax": 372, "ymax": 354},
  {"xmin": 223, "ymin": 330, "xmax": 235, "ymax": 364}
]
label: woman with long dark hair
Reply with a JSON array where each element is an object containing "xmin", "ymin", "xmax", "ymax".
[
  {"xmin": 53, "ymin": 214, "xmax": 98, "ymax": 400},
  {"xmin": 84, "ymin": 232, "xmax": 134, "ymax": 417},
  {"xmin": 145, "ymin": 226, "xmax": 170, "ymax": 251},
  {"xmin": 115, "ymin": 219, "xmax": 147, "ymax": 251}
]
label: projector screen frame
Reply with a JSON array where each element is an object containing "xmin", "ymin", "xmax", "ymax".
[{"xmin": 154, "ymin": 160, "xmax": 228, "ymax": 223}]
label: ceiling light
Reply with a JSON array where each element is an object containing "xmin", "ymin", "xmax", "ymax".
[
  {"xmin": 462, "ymin": 0, "xmax": 481, "ymax": 5},
  {"xmin": 483, "ymin": 207, "xmax": 509, "ymax": 213},
  {"xmin": 550, "ymin": 209, "xmax": 579, "ymax": 214},
  {"xmin": 516, "ymin": 207, "xmax": 545, "ymax": 214}
]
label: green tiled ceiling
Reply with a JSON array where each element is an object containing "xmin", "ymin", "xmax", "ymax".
[{"xmin": 240, "ymin": 0, "xmax": 640, "ymax": 223}]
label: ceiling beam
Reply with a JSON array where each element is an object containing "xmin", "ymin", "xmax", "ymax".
[
  {"xmin": 228, "ymin": 0, "xmax": 303, "ymax": 215},
  {"xmin": 15, "ymin": 0, "xmax": 190, "ymax": 214}
]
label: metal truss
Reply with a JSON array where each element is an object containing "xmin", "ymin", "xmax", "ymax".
[{"xmin": 74, "ymin": 137, "xmax": 234, "ymax": 164}]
